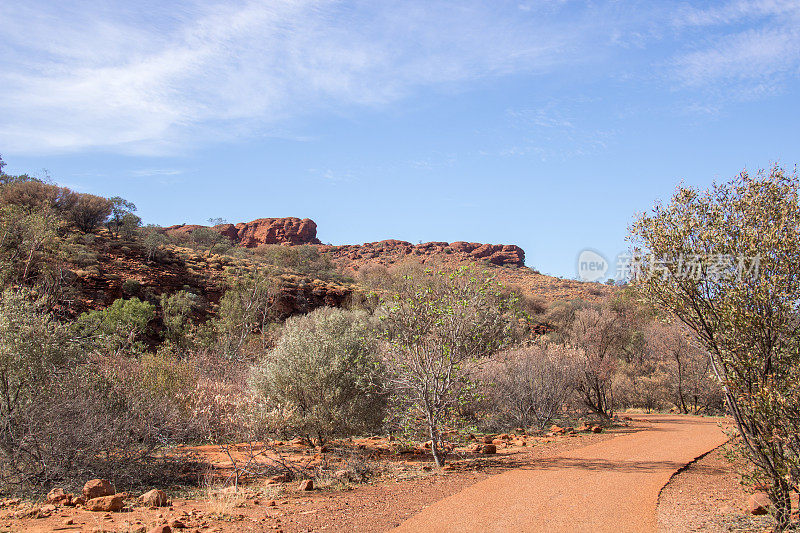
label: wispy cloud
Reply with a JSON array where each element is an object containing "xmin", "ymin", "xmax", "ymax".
[
  {"xmin": 130, "ymin": 168, "xmax": 184, "ymax": 178},
  {"xmin": 2, "ymin": 0, "xmax": 798, "ymax": 156},
  {"xmin": 0, "ymin": 0, "xmax": 592, "ymax": 155},
  {"xmin": 669, "ymin": 1, "xmax": 800, "ymax": 96}
]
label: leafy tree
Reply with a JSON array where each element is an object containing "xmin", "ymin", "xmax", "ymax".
[
  {"xmin": 119, "ymin": 212, "xmax": 142, "ymax": 240},
  {"xmin": 381, "ymin": 267, "xmax": 516, "ymax": 467},
  {"xmin": 67, "ymin": 193, "xmax": 113, "ymax": 233},
  {"xmin": 252, "ymin": 307, "xmax": 387, "ymax": 445},
  {"xmin": 0, "ymin": 204, "xmax": 64, "ymax": 287},
  {"xmin": 142, "ymin": 225, "xmax": 167, "ymax": 262},
  {"xmin": 629, "ymin": 165, "xmax": 800, "ymax": 530},
  {"xmin": 191, "ymin": 227, "xmax": 224, "ymax": 252},
  {"xmin": 107, "ymin": 196, "xmax": 136, "ymax": 237}
]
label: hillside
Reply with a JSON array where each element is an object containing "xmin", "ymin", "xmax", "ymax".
[{"xmin": 163, "ymin": 216, "xmax": 616, "ymax": 309}]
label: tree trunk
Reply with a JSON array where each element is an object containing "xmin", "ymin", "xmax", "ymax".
[
  {"xmin": 426, "ymin": 412, "xmax": 445, "ymax": 467},
  {"xmin": 771, "ymin": 478, "xmax": 793, "ymax": 532}
]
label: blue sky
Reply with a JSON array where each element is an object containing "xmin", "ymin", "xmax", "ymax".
[{"xmin": 1, "ymin": 0, "xmax": 799, "ymax": 277}]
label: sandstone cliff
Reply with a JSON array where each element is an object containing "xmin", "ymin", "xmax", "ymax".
[{"xmin": 163, "ymin": 217, "xmax": 321, "ymax": 247}]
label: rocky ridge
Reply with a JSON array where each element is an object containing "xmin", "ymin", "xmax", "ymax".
[
  {"xmin": 320, "ymin": 240, "xmax": 525, "ymax": 268},
  {"xmin": 164, "ymin": 217, "xmax": 526, "ymax": 267}
]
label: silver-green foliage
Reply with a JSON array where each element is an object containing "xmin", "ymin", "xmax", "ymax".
[{"xmin": 252, "ymin": 307, "xmax": 386, "ymax": 445}]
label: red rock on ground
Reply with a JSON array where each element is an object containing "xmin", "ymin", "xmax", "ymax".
[
  {"xmin": 82, "ymin": 478, "xmax": 115, "ymax": 499},
  {"xmin": 748, "ymin": 492, "xmax": 772, "ymax": 515},
  {"xmin": 84, "ymin": 494, "xmax": 123, "ymax": 512},
  {"xmin": 46, "ymin": 488, "xmax": 70, "ymax": 504},
  {"xmin": 140, "ymin": 488, "xmax": 168, "ymax": 508}
]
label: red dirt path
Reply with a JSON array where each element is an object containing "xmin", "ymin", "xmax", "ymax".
[{"xmin": 392, "ymin": 414, "xmax": 729, "ymax": 533}]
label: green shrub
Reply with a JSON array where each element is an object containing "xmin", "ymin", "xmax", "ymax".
[
  {"xmin": 251, "ymin": 307, "xmax": 387, "ymax": 445},
  {"xmin": 122, "ymin": 279, "xmax": 142, "ymax": 296},
  {"xmin": 77, "ymin": 297, "xmax": 155, "ymax": 356},
  {"xmin": 253, "ymin": 245, "xmax": 345, "ymax": 281},
  {"xmin": 160, "ymin": 290, "xmax": 197, "ymax": 348}
]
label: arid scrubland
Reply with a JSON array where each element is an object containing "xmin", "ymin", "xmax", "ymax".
[{"xmin": 1, "ymin": 155, "xmax": 797, "ymax": 531}]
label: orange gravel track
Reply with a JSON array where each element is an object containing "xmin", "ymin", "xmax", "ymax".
[{"xmin": 392, "ymin": 414, "xmax": 729, "ymax": 533}]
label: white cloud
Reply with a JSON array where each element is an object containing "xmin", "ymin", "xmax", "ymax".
[
  {"xmin": 0, "ymin": 0, "xmax": 591, "ymax": 155},
  {"xmin": 670, "ymin": 1, "xmax": 800, "ymax": 94},
  {"xmin": 130, "ymin": 169, "xmax": 185, "ymax": 177},
  {"xmin": 2, "ymin": 0, "xmax": 798, "ymax": 155},
  {"xmin": 673, "ymin": 0, "xmax": 800, "ymax": 28}
]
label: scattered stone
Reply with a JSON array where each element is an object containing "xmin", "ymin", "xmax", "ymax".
[
  {"xmin": 482, "ymin": 444, "xmax": 497, "ymax": 454},
  {"xmin": 591, "ymin": 426, "xmax": 603, "ymax": 434},
  {"xmin": 83, "ymin": 479, "xmax": 115, "ymax": 500},
  {"xmin": 748, "ymin": 492, "xmax": 772, "ymax": 515},
  {"xmin": 63, "ymin": 518, "xmax": 74, "ymax": 526},
  {"xmin": 85, "ymin": 494, "xmax": 124, "ymax": 512},
  {"xmin": 298, "ymin": 479, "xmax": 314, "ymax": 491},
  {"xmin": 47, "ymin": 488, "xmax": 70, "ymax": 504},
  {"xmin": 140, "ymin": 489, "xmax": 169, "ymax": 508},
  {"xmin": 169, "ymin": 518, "xmax": 187, "ymax": 529},
  {"xmin": 147, "ymin": 526, "xmax": 172, "ymax": 533},
  {"xmin": 482, "ymin": 436, "xmax": 494, "ymax": 444}
]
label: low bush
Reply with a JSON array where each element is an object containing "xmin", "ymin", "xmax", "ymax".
[
  {"xmin": 481, "ymin": 344, "xmax": 579, "ymax": 430},
  {"xmin": 251, "ymin": 307, "xmax": 387, "ymax": 445}
]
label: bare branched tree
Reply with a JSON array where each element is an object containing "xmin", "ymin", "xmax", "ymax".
[{"xmin": 381, "ymin": 267, "xmax": 516, "ymax": 467}]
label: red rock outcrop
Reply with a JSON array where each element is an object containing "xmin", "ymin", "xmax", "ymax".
[
  {"xmin": 319, "ymin": 240, "xmax": 525, "ymax": 267},
  {"xmin": 234, "ymin": 218, "xmax": 320, "ymax": 247},
  {"xmin": 163, "ymin": 218, "xmax": 320, "ymax": 247}
]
